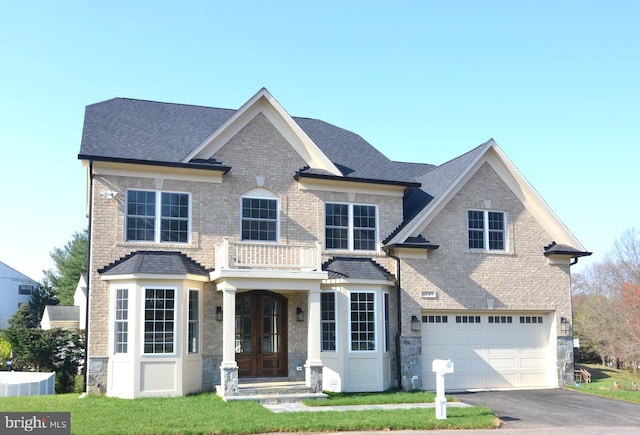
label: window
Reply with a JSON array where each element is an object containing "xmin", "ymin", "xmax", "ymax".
[
  {"xmin": 423, "ymin": 315, "xmax": 448, "ymax": 323},
  {"xmin": 456, "ymin": 315, "xmax": 481, "ymax": 324},
  {"xmin": 241, "ymin": 197, "xmax": 278, "ymax": 241},
  {"xmin": 126, "ymin": 190, "xmax": 189, "ymax": 243},
  {"xmin": 520, "ymin": 316, "xmax": 543, "ymax": 324},
  {"xmin": 144, "ymin": 288, "xmax": 175, "ymax": 354},
  {"xmin": 114, "ymin": 289, "xmax": 128, "ymax": 354},
  {"xmin": 321, "ymin": 292, "xmax": 336, "ymax": 351},
  {"xmin": 488, "ymin": 315, "xmax": 512, "ymax": 324},
  {"xmin": 18, "ymin": 285, "xmax": 34, "ymax": 295},
  {"xmin": 383, "ymin": 292, "xmax": 390, "ymax": 352},
  {"xmin": 350, "ymin": 292, "xmax": 375, "ymax": 351},
  {"xmin": 468, "ymin": 210, "xmax": 505, "ymax": 250},
  {"xmin": 325, "ymin": 203, "xmax": 377, "ymax": 251},
  {"xmin": 187, "ymin": 290, "xmax": 199, "ymax": 354}
]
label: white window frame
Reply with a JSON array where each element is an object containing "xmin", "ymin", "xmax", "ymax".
[
  {"xmin": 348, "ymin": 290, "xmax": 377, "ymax": 352},
  {"xmin": 321, "ymin": 291, "xmax": 337, "ymax": 352},
  {"xmin": 240, "ymin": 195, "xmax": 280, "ymax": 242},
  {"xmin": 187, "ymin": 289, "xmax": 199, "ymax": 355},
  {"xmin": 143, "ymin": 287, "xmax": 176, "ymax": 355},
  {"xmin": 467, "ymin": 209, "xmax": 507, "ymax": 251},
  {"xmin": 383, "ymin": 292, "xmax": 390, "ymax": 353},
  {"xmin": 125, "ymin": 189, "xmax": 191, "ymax": 244},
  {"xmin": 114, "ymin": 288, "xmax": 129, "ymax": 354},
  {"xmin": 325, "ymin": 203, "xmax": 378, "ymax": 252}
]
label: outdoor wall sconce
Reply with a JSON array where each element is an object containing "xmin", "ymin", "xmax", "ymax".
[
  {"xmin": 296, "ymin": 307, "xmax": 304, "ymax": 322},
  {"xmin": 411, "ymin": 315, "xmax": 421, "ymax": 331},
  {"xmin": 216, "ymin": 306, "xmax": 223, "ymax": 321}
]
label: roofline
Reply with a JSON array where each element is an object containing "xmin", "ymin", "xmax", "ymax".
[
  {"xmin": 382, "ymin": 242, "xmax": 440, "ymax": 251},
  {"xmin": 78, "ymin": 155, "xmax": 231, "ymax": 173},
  {"xmin": 294, "ymin": 171, "xmax": 421, "ymax": 188},
  {"xmin": 543, "ymin": 250, "xmax": 592, "ymax": 258}
]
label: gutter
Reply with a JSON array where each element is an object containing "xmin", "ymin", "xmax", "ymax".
[
  {"xmin": 388, "ymin": 252, "xmax": 404, "ymax": 391},
  {"xmin": 81, "ymin": 160, "xmax": 93, "ymax": 396}
]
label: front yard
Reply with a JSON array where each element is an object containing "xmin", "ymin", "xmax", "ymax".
[
  {"xmin": 0, "ymin": 391, "xmax": 497, "ymax": 434},
  {"xmin": 568, "ymin": 363, "xmax": 640, "ymax": 403}
]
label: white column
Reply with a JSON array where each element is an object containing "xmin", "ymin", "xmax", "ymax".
[
  {"xmin": 218, "ymin": 283, "xmax": 238, "ymax": 396},
  {"xmin": 221, "ymin": 285, "xmax": 237, "ymax": 365},
  {"xmin": 305, "ymin": 286, "xmax": 323, "ymax": 391}
]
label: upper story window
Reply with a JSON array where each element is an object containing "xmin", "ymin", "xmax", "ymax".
[
  {"xmin": 468, "ymin": 210, "xmax": 506, "ymax": 251},
  {"xmin": 126, "ymin": 190, "xmax": 190, "ymax": 243},
  {"xmin": 325, "ymin": 203, "xmax": 377, "ymax": 251},
  {"xmin": 241, "ymin": 197, "xmax": 278, "ymax": 242},
  {"xmin": 18, "ymin": 285, "xmax": 34, "ymax": 295}
]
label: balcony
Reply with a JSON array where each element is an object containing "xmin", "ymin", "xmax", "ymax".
[{"xmin": 215, "ymin": 238, "xmax": 323, "ymax": 272}]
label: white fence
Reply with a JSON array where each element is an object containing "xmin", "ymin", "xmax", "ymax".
[{"xmin": 0, "ymin": 371, "xmax": 55, "ymax": 397}]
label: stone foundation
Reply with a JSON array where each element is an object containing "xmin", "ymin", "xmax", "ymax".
[
  {"xmin": 399, "ymin": 336, "xmax": 422, "ymax": 390},
  {"xmin": 86, "ymin": 356, "xmax": 108, "ymax": 395},
  {"xmin": 557, "ymin": 335, "xmax": 575, "ymax": 386}
]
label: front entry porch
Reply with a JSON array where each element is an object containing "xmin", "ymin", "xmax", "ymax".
[
  {"xmin": 218, "ymin": 377, "xmax": 327, "ymax": 403},
  {"xmin": 210, "ymin": 249, "xmax": 327, "ymax": 398}
]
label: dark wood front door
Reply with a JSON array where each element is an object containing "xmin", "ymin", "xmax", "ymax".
[{"xmin": 235, "ymin": 291, "xmax": 288, "ymax": 377}]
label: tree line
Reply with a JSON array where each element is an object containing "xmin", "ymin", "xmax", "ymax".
[{"xmin": 573, "ymin": 228, "xmax": 640, "ymax": 372}]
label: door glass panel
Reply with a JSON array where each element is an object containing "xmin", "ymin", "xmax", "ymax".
[
  {"xmin": 235, "ymin": 297, "xmax": 252, "ymax": 353},
  {"xmin": 262, "ymin": 297, "xmax": 280, "ymax": 353}
]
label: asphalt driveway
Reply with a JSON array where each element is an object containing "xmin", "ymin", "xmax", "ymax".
[{"xmin": 454, "ymin": 389, "xmax": 640, "ymax": 430}]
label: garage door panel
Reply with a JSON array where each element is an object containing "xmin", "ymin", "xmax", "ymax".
[{"xmin": 422, "ymin": 312, "xmax": 553, "ymax": 391}]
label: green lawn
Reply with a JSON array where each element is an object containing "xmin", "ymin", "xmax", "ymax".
[
  {"xmin": 568, "ymin": 363, "xmax": 640, "ymax": 403},
  {"xmin": 0, "ymin": 391, "xmax": 497, "ymax": 434}
]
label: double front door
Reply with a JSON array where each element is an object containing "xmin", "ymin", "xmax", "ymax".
[{"xmin": 235, "ymin": 291, "xmax": 288, "ymax": 377}]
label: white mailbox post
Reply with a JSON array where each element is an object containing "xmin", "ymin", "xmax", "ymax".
[{"xmin": 432, "ymin": 359, "xmax": 454, "ymax": 419}]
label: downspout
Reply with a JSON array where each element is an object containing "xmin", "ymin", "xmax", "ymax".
[
  {"xmin": 389, "ymin": 252, "xmax": 403, "ymax": 391},
  {"xmin": 81, "ymin": 160, "xmax": 93, "ymax": 396}
]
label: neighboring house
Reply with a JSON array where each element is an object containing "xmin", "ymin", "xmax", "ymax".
[
  {"xmin": 74, "ymin": 275, "xmax": 88, "ymax": 330},
  {"xmin": 41, "ymin": 305, "xmax": 81, "ymax": 330},
  {"xmin": 0, "ymin": 261, "xmax": 39, "ymax": 329},
  {"xmin": 78, "ymin": 88, "xmax": 590, "ymax": 399}
]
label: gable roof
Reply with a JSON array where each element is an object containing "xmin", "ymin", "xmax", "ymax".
[
  {"xmin": 387, "ymin": 140, "xmax": 588, "ymax": 252},
  {"xmin": 43, "ymin": 305, "xmax": 80, "ymax": 322},
  {"xmin": 99, "ymin": 251, "xmax": 210, "ymax": 277},
  {"xmin": 323, "ymin": 257, "xmax": 395, "ymax": 281},
  {"xmin": 78, "ymin": 89, "xmax": 418, "ymax": 186}
]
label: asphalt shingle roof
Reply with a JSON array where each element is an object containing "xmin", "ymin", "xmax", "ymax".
[
  {"xmin": 99, "ymin": 251, "xmax": 210, "ymax": 276},
  {"xmin": 44, "ymin": 305, "xmax": 80, "ymax": 322},
  {"xmin": 323, "ymin": 257, "xmax": 395, "ymax": 281}
]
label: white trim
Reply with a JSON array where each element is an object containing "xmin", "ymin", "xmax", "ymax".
[
  {"xmin": 184, "ymin": 88, "xmax": 341, "ymax": 176},
  {"xmin": 348, "ymin": 290, "xmax": 377, "ymax": 353},
  {"xmin": 240, "ymin": 195, "xmax": 280, "ymax": 243},
  {"xmin": 390, "ymin": 141, "xmax": 586, "ymax": 250},
  {"xmin": 324, "ymin": 202, "xmax": 379, "ymax": 253},
  {"xmin": 125, "ymin": 189, "xmax": 192, "ymax": 245}
]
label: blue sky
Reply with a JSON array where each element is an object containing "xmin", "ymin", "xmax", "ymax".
[{"xmin": 1, "ymin": 1, "xmax": 638, "ymax": 281}]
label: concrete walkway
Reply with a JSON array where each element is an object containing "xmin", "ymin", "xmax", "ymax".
[{"xmin": 262, "ymin": 401, "xmax": 472, "ymax": 413}]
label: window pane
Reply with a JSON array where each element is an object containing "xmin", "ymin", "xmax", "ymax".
[
  {"xmin": 488, "ymin": 211, "xmax": 505, "ymax": 250},
  {"xmin": 353, "ymin": 205, "xmax": 376, "ymax": 251},
  {"xmin": 144, "ymin": 288, "xmax": 175, "ymax": 354},
  {"xmin": 325, "ymin": 204, "xmax": 349, "ymax": 249},
  {"xmin": 350, "ymin": 292, "xmax": 375, "ymax": 351},
  {"xmin": 241, "ymin": 197, "xmax": 277, "ymax": 241},
  {"xmin": 160, "ymin": 193, "xmax": 189, "ymax": 243},
  {"xmin": 114, "ymin": 289, "xmax": 128, "ymax": 354},
  {"xmin": 188, "ymin": 290, "xmax": 199, "ymax": 354},
  {"xmin": 321, "ymin": 292, "xmax": 336, "ymax": 351},
  {"xmin": 126, "ymin": 190, "xmax": 156, "ymax": 241}
]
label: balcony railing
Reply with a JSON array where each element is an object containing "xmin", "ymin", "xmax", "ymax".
[{"xmin": 215, "ymin": 238, "xmax": 322, "ymax": 271}]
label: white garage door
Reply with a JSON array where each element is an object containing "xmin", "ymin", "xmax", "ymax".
[{"xmin": 421, "ymin": 312, "xmax": 555, "ymax": 391}]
